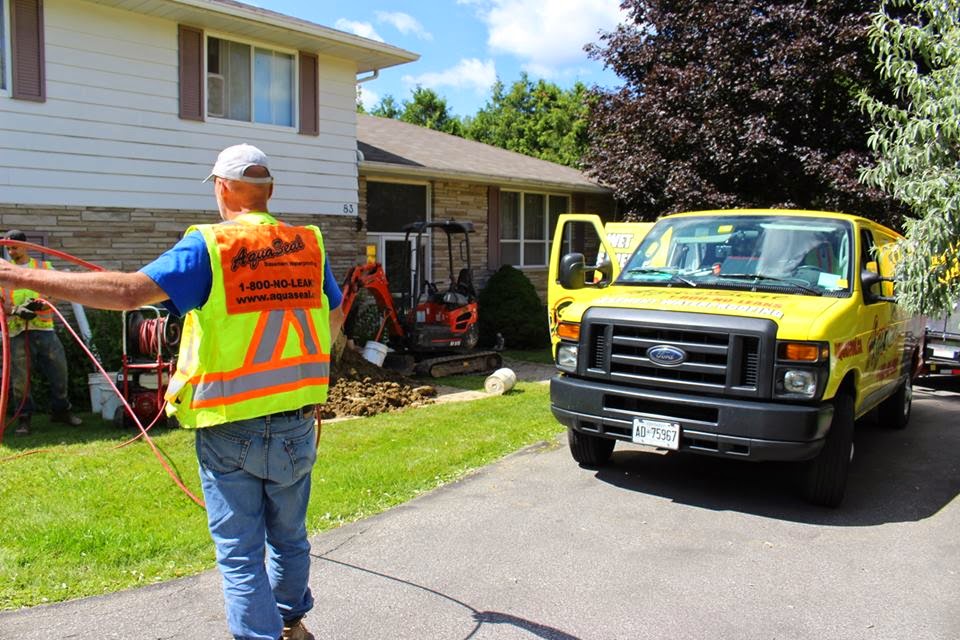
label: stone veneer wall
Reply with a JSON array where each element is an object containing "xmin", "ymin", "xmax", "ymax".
[
  {"xmin": 429, "ymin": 180, "xmax": 491, "ymax": 291},
  {"xmin": 0, "ymin": 204, "xmax": 364, "ymax": 284}
]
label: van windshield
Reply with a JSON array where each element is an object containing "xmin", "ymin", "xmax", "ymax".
[{"xmin": 618, "ymin": 214, "xmax": 853, "ymax": 296}]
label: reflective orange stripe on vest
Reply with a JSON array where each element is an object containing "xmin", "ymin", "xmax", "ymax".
[
  {"xmin": 186, "ymin": 308, "xmax": 329, "ymax": 409},
  {"xmin": 218, "ymin": 224, "xmax": 325, "ymax": 315}
]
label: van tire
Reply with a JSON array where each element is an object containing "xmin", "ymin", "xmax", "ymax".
[
  {"xmin": 878, "ymin": 373, "xmax": 912, "ymax": 430},
  {"xmin": 802, "ymin": 393, "xmax": 854, "ymax": 507},
  {"xmin": 568, "ymin": 427, "xmax": 615, "ymax": 467}
]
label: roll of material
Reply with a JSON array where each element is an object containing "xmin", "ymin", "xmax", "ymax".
[{"xmin": 484, "ymin": 368, "xmax": 517, "ymax": 395}]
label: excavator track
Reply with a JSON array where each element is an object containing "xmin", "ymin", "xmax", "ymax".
[{"xmin": 414, "ymin": 351, "xmax": 503, "ymax": 378}]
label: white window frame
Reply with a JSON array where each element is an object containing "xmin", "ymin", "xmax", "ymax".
[
  {"xmin": 500, "ymin": 190, "xmax": 571, "ymax": 267},
  {"xmin": 205, "ymin": 32, "xmax": 298, "ymax": 129}
]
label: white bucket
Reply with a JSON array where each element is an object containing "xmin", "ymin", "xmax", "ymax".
[
  {"xmin": 484, "ymin": 367, "xmax": 517, "ymax": 395},
  {"xmin": 362, "ymin": 340, "xmax": 388, "ymax": 367},
  {"xmin": 88, "ymin": 372, "xmax": 117, "ymax": 414},
  {"xmin": 101, "ymin": 391, "xmax": 122, "ymax": 422}
]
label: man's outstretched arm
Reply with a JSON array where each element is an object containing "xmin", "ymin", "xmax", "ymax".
[{"xmin": 0, "ymin": 263, "xmax": 168, "ymax": 311}]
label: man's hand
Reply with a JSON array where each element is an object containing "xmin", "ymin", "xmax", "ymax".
[{"xmin": 10, "ymin": 304, "xmax": 36, "ymax": 320}]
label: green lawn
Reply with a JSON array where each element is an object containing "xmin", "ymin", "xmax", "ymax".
[{"xmin": 0, "ymin": 382, "xmax": 561, "ymax": 610}]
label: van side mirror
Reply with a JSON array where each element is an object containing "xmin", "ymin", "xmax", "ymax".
[
  {"xmin": 861, "ymin": 269, "xmax": 896, "ymax": 303},
  {"xmin": 558, "ymin": 253, "xmax": 614, "ymax": 289},
  {"xmin": 558, "ymin": 253, "xmax": 587, "ymax": 289}
]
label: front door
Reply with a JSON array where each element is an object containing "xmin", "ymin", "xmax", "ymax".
[{"xmin": 368, "ymin": 233, "xmax": 430, "ymax": 303}]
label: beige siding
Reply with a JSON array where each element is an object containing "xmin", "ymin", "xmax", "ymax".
[{"xmin": 0, "ymin": 0, "xmax": 361, "ymax": 217}]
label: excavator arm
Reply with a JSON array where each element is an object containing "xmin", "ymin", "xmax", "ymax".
[{"xmin": 340, "ymin": 263, "xmax": 406, "ymax": 340}]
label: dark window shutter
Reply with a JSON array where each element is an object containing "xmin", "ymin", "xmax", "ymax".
[
  {"xmin": 10, "ymin": 0, "xmax": 45, "ymax": 102},
  {"xmin": 178, "ymin": 25, "xmax": 204, "ymax": 121},
  {"xmin": 487, "ymin": 186, "xmax": 501, "ymax": 268},
  {"xmin": 298, "ymin": 52, "xmax": 318, "ymax": 135}
]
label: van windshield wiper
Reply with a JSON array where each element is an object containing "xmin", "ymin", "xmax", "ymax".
[
  {"xmin": 718, "ymin": 273, "xmax": 822, "ymax": 296},
  {"xmin": 624, "ymin": 267, "xmax": 697, "ymax": 287}
]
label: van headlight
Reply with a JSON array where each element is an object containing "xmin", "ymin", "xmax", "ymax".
[
  {"xmin": 556, "ymin": 344, "xmax": 579, "ymax": 372},
  {"xmin": 773, "ymin": 340, "xmax": 828, "ymax": 400},
  {"xmin": 780, "ymin": 369, "xmax": 818, "ymax": 397}
]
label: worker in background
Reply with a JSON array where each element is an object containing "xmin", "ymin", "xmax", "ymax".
[
  {"xmin": 1, "ymin": 229, "xmax": 82, "ymax": 435},
  {"xmin": 0, "ymin": 144, "xmax": 343, "ymax": 640}
]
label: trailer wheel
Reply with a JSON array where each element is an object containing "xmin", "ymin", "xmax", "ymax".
[
  {"xmin": 878, "ymin": 371, "xmax": 912, "ymax": 430},
  {"xmin": 801, "ymin": 393, "xmax": 854, "ymax": 507},
  {"xmin": 568, "ymin": 427, "xmax": 615, "ymax": 467}
]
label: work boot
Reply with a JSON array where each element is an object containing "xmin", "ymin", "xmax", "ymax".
[
  {"xmin": 281, "ymin": 618, "xmax": 315, "ymax": 640},
  {"xmin": 51, "ymin": 411, "xmax": 82, "ymax": 427},
  {"xmin": 14, "ymin": 416, "xmax": 30, "ymax": 436}
]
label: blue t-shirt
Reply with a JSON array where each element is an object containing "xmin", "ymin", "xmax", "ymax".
[{"xmin": 140, "ymin": 230, "xmax": 343, "ymax": 316}]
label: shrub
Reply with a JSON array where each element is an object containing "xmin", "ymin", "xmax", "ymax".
[
  {"xmin": 343, "ymin": 290, "xmax": 388, "ymax": 345},
  {"xmin": 478, "ymin": 265, "xmax": 550, "ymax": 350}
]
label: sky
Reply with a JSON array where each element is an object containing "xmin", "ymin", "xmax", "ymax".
[{"xmin": 248, "ymin": 0, "xmax": 629, "ymax": 117}]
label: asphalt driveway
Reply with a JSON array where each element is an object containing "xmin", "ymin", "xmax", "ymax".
[{"xmin": 1, "ymin": 376, "xmax": 957, "ymax": 639}]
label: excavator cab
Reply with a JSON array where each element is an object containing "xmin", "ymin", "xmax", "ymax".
[{"xmin": 401, "ymin": 220, "xmax": 481, "ymax": 352}]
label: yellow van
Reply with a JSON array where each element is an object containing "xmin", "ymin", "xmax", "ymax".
[{"xmin": 548, "ymin": 210, "xmax": 924, "ymax": 507}]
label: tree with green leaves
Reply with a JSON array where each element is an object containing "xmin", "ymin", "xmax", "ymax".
[
  {"xmin": 370, "ymin": 95, "xmax": 402, "ymax": 119},
  {"xmin": 465, "ymin": 74, "xmax": 590, "ymax": 168},
  {"xmin": 585, "ymin": 0, "xmax": 906, "ymax": 224},
  {"xmin": 859, "ymin": 0, "xmax": 960, "ymax": 316},
  {"xmin": 399, "ymin": 87, "xmax": 464, "ymax": 136}
]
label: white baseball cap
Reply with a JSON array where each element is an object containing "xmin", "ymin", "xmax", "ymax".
[{"xmin": 203, "ymin": 143, "xmax": 273, "ymax": 184}]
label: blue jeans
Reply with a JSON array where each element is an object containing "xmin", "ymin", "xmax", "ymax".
[
  {"xmin": 196, "ymin": 413, "xmax": 317, "ymax": 640},
  {"xmin": 9, "ymin": 330, "xmax": 72, "ymax": 416}
]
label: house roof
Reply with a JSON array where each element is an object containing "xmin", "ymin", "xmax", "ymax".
[
  {"xmin": 357, "ymin": 114, "xmax": 609, "ymax": 194},
  {"xmin": 90, "ymin": 0, "xmax": 418, "ymax": 72}
]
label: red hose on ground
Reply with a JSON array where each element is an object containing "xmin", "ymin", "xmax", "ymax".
[
  {"xmin": 43, "ymin": 301, "xmax": 205, "ymax": 508},
  {"xmin": 0, "ymin": 241, "xmax": 205, "ymax": 508}
]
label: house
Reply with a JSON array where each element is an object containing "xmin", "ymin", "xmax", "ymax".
[
  {"xmin": 0, "ymin": 0, "xmax": 417, "ymax": 276},
  {"xmin": 0, "ymin": 0, "xmax": 613, "ymax": 303},
  {"xmin": 357, "ymin": 114, "xmax": 614, "ymax": 297}
]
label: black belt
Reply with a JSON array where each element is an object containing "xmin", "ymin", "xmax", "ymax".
[{"xmin": 272, "ymin": 405, "xmax": 315, "ymax": 419}]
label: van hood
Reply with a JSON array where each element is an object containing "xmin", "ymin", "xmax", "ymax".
[{"xmin": 557, "ymin": 287, "xmax": 844, "ymax": 340}]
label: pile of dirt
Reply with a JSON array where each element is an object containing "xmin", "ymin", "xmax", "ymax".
[{"xmin": 320, "ymin": 347, "xmax": 436, "ymax": 419}]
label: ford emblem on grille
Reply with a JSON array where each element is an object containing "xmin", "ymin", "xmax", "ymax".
[{"xmin": 646, "ymin": 344, "xmax": 687, "ymax": 366}]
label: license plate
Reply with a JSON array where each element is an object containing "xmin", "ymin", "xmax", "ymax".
[{"xmin": 632, "ymin": 418, "xmax": 681, "ymax": 450}]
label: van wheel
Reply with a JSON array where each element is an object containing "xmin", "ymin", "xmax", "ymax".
[
  {"xmin": 802, "ymin": 393, "xmax": 854, "ymax": 507},
  {"xmin": 568, "ymin": 427, "xmax": 615, "ymax": 467},
  {"xmin": 878, "ymin": 374, "xmax": 912, "ymax": 430}
]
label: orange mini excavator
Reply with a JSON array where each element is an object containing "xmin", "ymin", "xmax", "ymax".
[{"xmin": 340, "ymin": 220, "xmax": 502, "ymax": 377}]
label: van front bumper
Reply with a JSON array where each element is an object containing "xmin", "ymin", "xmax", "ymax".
[{"xmin": 551, "ymin": 374, "xmax": 834, "ymax": 462}]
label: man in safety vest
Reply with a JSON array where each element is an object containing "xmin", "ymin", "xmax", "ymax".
[
  {"xmin": 1, "ymin": 229, "xmax": 82, "ymax": 435},
  {"xmin": 0, "ymin": 144, "xmax": 344, "ymax": 640}
]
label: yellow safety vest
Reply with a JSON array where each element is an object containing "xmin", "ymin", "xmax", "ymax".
[
  {"xmin": 3, "ymin": 258, "xmax": 55, "ymax": 336},
  {"xmin": 164, "ymin": 212, "xmax": 332, "ymax": 429}
]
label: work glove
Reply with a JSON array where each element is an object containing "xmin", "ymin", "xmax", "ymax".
[
  {"xmin": 24, "ymin": 299, "xmax": 44, "ymax": 312},
  {"xmin": 10, "ymin": 304, "xmax": 36, "ymax": 320}
]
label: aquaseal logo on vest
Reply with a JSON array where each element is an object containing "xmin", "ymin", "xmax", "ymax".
[
  {"xmin": 646, "ymin": 344, "xmax": 687, "ymax": 367},
  {"xmin": 231, "ymin": 234, "xmax": 306, "ymax": 272}
]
